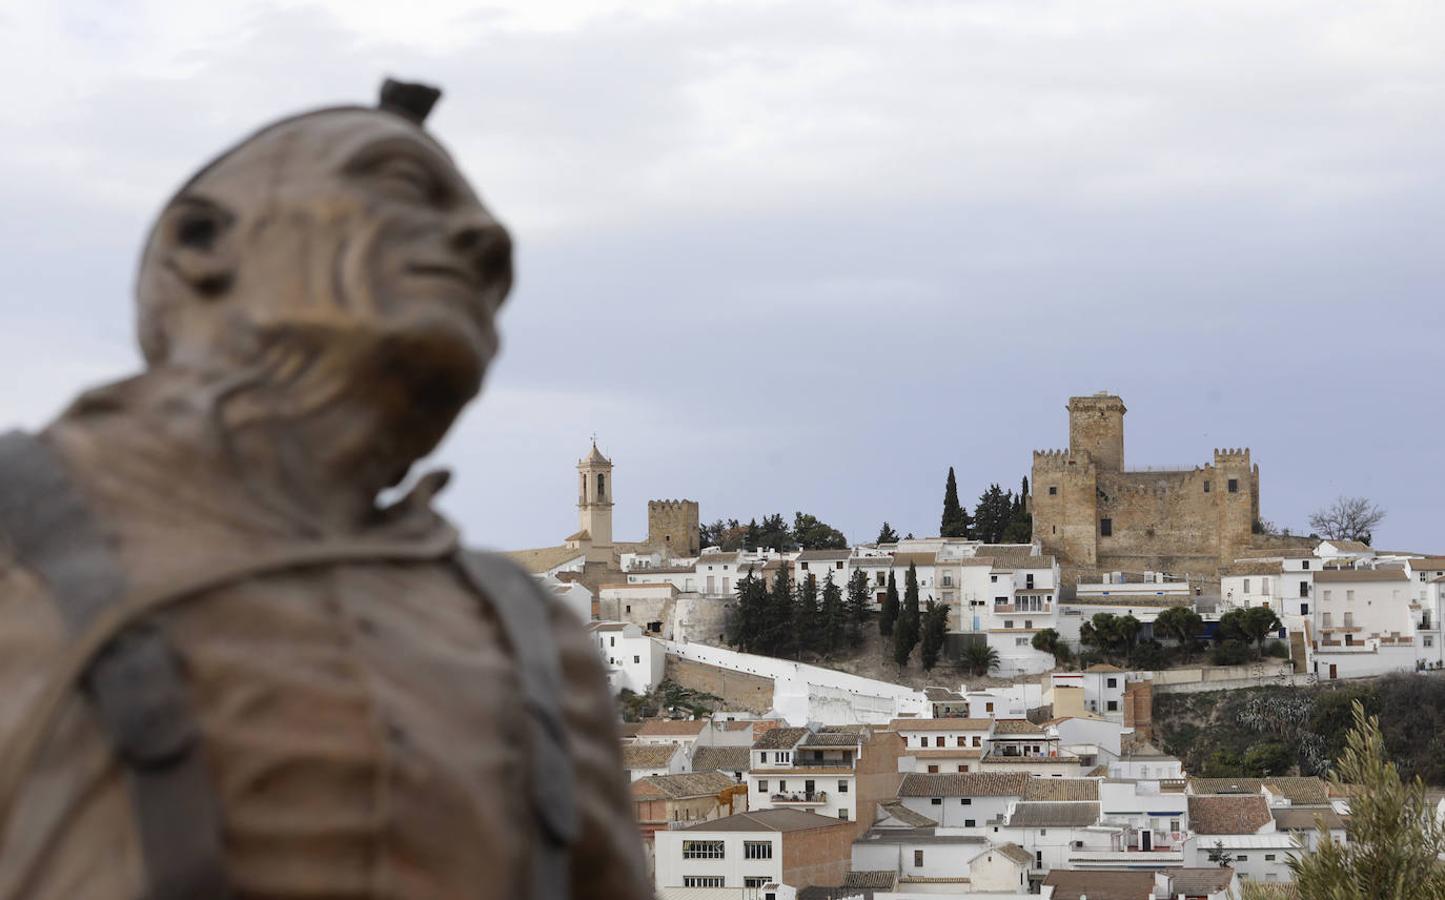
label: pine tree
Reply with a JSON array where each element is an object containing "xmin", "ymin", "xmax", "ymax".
[
  {"xmin": 792, "ymin": 573, "xmax": 820, "ymax": 658},
  {"xmin": 845, "ymin": 568, "xmax": 869, "ymax": 647},
  {"xmin": 893, "ymin": 562, "xmax": 922, "ymax": 668},
  {"xmin": 820, "ymin": 572, "xmax": 845, "ymax": 656},
  {"xmin": 920, "ymin": 599, "xmax": 950, "ymax": 670},
  {"xmin": 876, "ymin": 521, "xmax": 900, "ymax": 544},
  {"xmin": 879, "ymin": 570, "xmax": 900, "ymax": 637},
  {"xmin": 1002, "ymin": 476, "xmax": 1034, "ymax": 543},
  {"xmin": 744, "ymin": 518, "xmax": 760, "ymax": 551},
  {"xmin": 940, "ymin": 467, "xmax": 972, "ymax": 538}
]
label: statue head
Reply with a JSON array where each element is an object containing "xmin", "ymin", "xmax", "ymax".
[{"xmin": 135, "ymin": 80, "xmax": 511, "ymax": 471}]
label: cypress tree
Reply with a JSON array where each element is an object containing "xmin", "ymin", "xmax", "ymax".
[
  {"xmin": 765, "ymin": 563, "xmax": 795, "ymax": 657},
  {"xmin": 921, "ymin": 600, "xmax": 950, "ymax": 670},
  {"xmin": 893, "ymin": 562, "xmax": 922, "ymax": 668},
  {"xmin": 876, "ymin": 521, "xmax": 900, "ymax": 544},
  {"xmin": 879, "ymin": 569, "xmax": 900, "ymax": 637},
  {"xmin": 845, "ymin": 568, "xmax": 869, "ymax": 648},
  {"xmin": 727, "ymin": 571, "xmax": 766, "ymax": 652},
  {"xmin": 941, "ymin": 467, "xmax": 972, "ymax": 538},
  {"xmin": 820, "ymin": 572, "xmax": 844, "ymax": 656},
  {"xmin": 793, "ymin": 574, "xmax": 820, "ymax": 658}
]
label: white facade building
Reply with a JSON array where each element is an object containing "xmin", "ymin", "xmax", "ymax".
[{"xmin": 589, "ymin": 621, "xmax": 666, "ymax": 695}]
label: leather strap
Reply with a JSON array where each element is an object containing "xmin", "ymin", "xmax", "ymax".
[
  {"xmin": 455, "ymin": 551, "xmax": 578, "ymax": 900},
  {"xmin": 0, "ymin": 431, "xmax": 232, "ymax": 900}
]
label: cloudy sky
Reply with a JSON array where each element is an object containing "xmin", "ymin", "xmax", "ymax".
[{"xmin": 1, "ymin": 1, "xmax": 1441, "ymax": 551}]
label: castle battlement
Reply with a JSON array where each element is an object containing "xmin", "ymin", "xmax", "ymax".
[
  {"xmin": 1032, "ymin": 449, "xmax": 1095, "ymax": 473},
  {"xmin": 1212, "ymin": 448, "xmax": 1252, "ymax": 466},
  {"xmin": 647, "ymin": 499, "xmax": 698, "ymax": 510}
]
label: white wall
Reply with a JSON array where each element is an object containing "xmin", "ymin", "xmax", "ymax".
[{"xmin": 655, "ymin": 830, "xmax": 783, "ymax": 890}]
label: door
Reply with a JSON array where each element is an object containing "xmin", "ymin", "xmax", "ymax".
[
  {"xmin": 805, "ymin": 779, "xmax": 815, "ymax": 798},
  {"xmin": 1140, "ymin": 829, "xmax": 1152, "ymax": 851},
  {"xmin": 1330, "ymin": 664, "xmax": 1338, "ymax": 680}
]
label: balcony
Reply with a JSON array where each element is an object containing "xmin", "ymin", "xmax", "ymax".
[
  {"xmin": 787, "ymin": 757, "xmax": 856, "ymax": 769},
  {"xmin": 771, "ymin": 791, "xmax": 827, "ymax": 806},
  {"xmin": 991, "ymin": 605, "xmax": 1054, "ymax": 615}
]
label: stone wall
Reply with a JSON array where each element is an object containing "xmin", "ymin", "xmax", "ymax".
[
  {"xmin": 664, "ymin": 655, "xmax": 775, "ymax": 713},
  {"xmin": 647, "ymin": 499, "xmax": 700, "ymax": 558}
]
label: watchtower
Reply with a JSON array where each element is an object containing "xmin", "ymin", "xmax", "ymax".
[
  {"xmin": 1068, "ymin": 393, "xmax": 1127, "ymax": 472},
  {"xmin": 577, "ymin": 440, "xmax": 614, "ymax": 547}
]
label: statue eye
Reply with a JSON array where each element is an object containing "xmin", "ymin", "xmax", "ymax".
[{"xmin": 373, "ymin": 156, "xmax": 443, "ymax": 204}]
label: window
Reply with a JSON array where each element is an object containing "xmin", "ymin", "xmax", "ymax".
[
  {"xmin": 1300, "ymin": 581, "xmax": 1310, "ymax": 598},
  {"xmin": 609, "ymin": 637, "xmax": 615, "ymax": 647},
  {"xmin": 1005, "ymin": 620, "xmax": 1014, "ymax": 629},
  {"xmin": 1204, "ymin": 480, "xmax": 1211, "ymax": 493},
  {"xmin": 1170, "ymin": 819, "xmax": 1180, "ymax": 832},
  {"xmin": 1323, "ymin": 590, "xmax": 1332, "ymax": 602},
  {"xmin": 1302, "ymin": 560, "xmax": 1311, "ymax": 570},
  {"xmin": 1237, "ymin": 853, "xmax": 1249, "ymax": 861},
  {"xmin": 1048, "ymin": 485, "xmax": 1058, "ymax": 495},
  {"xmin": 759, "ymin": 752, "xmax": 768, "ymax": 764},
  {"xmin": 1100, "ymin": 518, "xmax": 1113, "ymax": 537},
  {"xmin": 1106, "ymin": 677, "xmax": 1118, "ymax": 688},
  {"xmin": 683, "ymin": 877, "xmax": 724, "ymax": 888},
  {"xmin": 597, "ymin": 473, "xmax": 606, "ymax": 497},
  {"xmin": 682, "ymin": 841, "xmax": 725, "ymax": 859},
  {"xmin": 913, "ymin": 850, "xmax": 924, "ymax": 867},
  {"xmin": 1322, "ymin": 612, "xmax": 1332, "ymax": 626},
  {"xmin": 1107, "ymin": 700, "xmax": 1119, "ymax": 711},
  {"xmin": 1344, "ymin": 612, "xmax": 1354, "ymax": 627},
  {"xmin": 985, "ymin": 703, "xmax": 994, "ymax": 713},
  {"xmin": 836, "ymin": 561, "xmax": 844, "ymax": 569},
  {"xmin": 943, "ymin": 573, "xmax": 953, "ymax": 587},
  {"xmin": 633, "ymin": 655, "xmax": 640, "ymax": 664},
  {"xmin": 838, "ymin": 780, "xmax": 848, "ymax": 793},
  {"xmin": 956, "ymin": 736, "xmax": 965, "ymax": 747},
  {"xmin": 757, "ymin": 780, "xmax": 768, "ymax": 793},
  {"xmin": 838, "ymin": 809, "xmax": 848, "ymax": 820},
  {"xmin": 972, "ymin": 736, "xmax": 982, "ymax": 747},
  {"xmin": 1016, "ymin": 637, "xmax": 1029, "ymax": 646},
  {"xmin": 876, "ymin": 573, "xmax": 886, "ymax": 586},
  {"xmin": 1228, "ymin": 478, "xmax": 1239, "ymax": 493},
  {"xmin": 965, "ymin": 818, "xmax": 976, "ymax": 827},
  {"xmin": 801, "ymin": 562, "xmax": 809, "ymax": 571},
  {"xmin": 1347, "ymin": 590, "xmax": 1355, "ymax": 603},
  {"xmin": 931, "ymin": 798, "xmax": 943, "ymax": 806},
  {"xmin": 1301, "ymin": 603, "xmax": 1309, "ymax": 614},
  {"xmin": 776, "ymin": 752, "xmax": 791, "ymax": 765},
  {"xmin": 1265, "ymin": 854, "xmax": 1276, "ymax": 861},
  {"xmin": 990, "ymin": 575, "xmax": 998, "ymax": 583},
  {"xmin": 960, "ymin": 798, "xmax": 972, "ymax": 805},
  {"xmin": 927, "ymin": 765, "xmax": 939, "ymax": 773},
  {"xmin": 743, "ymin": 841, "xmax": 773, "ymax": 860},
  {"xmin": 1244, "ymin": 579, "xmax": 1251, "ymax": 593},
  {"xmin": 1426, "ymin": 636, "xmax": 1434, "ymax": 648},
  {"xmin": 744, "ymin": 876, "xmax": 770, "ymax": 889}
]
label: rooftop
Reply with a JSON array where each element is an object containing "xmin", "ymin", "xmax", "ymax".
[
  {"xmin": 679, "ymin": 809, "xmax": 851, "ymax": 833},
  {"xmin": 992, "ymin": 719, "xmax": 1046, "ymax": 736},
  {"xmin": 1043, "ymin": 869, "xmax": 1155, "ymax": 900},
  {"xmin": 691, "ymin": 746, "xmax": 752, "ymax": 774},
  {"xmin": 1188, "ymin": 795, "xmax": 1273, "ymax": 835},
  {"xmin": 889, "ymin": 717, "xmax": 992, "ymax": 732},
  {"xmin": 1008, "ymin": 801, "xmax": 1101, "ymax": 827},
  {"xmin": 622, "ymin": 744, "xmax": 680, "ymax": 770},
  {"xmin": 632, "ymin": 771, "xmax": 738, "ymax": 800},
  {"xmin": 1024, "ymin": 778, "xmax": 1100, "ymax": 801},
  {"xmin": 754, "ymin": 727, "xmax": 811, "ymax": 750},
  {"xmin": 1313, "ymin": 568, "xmax": 1408, "ymax": 583},
  {"xmin": 898, "ymin": 772, "xmax": 1031, "ymax": 797},
  {"xmin": 637, "ymin": 718, "xmax": 707, "ymax": 737}
]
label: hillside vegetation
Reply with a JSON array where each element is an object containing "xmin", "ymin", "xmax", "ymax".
[{"xmin": 1154, "ymin": 673, "xmax": 1445, "ymax": 786}]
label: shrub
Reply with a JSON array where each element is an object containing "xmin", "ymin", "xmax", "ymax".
[
  {"xmin": 1210, "ymin": 640, "xmax": 1250, "ymax": 666},
  {"xmin": 1264, "ymin": 640, "xmax": 1291, "ymax": 659},
  {"xmin": 1129, "ymin": 639, "xmax": 1170, "ymax": 672}
]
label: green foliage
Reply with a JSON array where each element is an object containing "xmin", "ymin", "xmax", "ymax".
[
  {"xmin": 1264, "ymin": 639, "xmax": 1291, "ymax": 659},
  {"xmin": 765, "ymin": 563, "xmax": 796, "ymax": 657},
  {"xmin": 1200, "ymin": 748, "xmax": 1244, "ymax": 777},
  {"xmin": 1242, "ymin": 742, "xmax": 1295, "ymax": 776},
  {"xmin": 972, "ymin": 483, "xmax": 1014, "ymax": 544},
  {"xmin": 792, "ymin": 511, "xmax": 848, "ymax": 550},
  {"xmin": 1000, "ymin": 476, "xmax": 1033, "ymax": 543},
  {"xmin": 845, "ymin": 568, "xmax": 869, "ymax": 648},
  {"xmin": 792, "ymin": 574, "xmax": 819, "ymax": 657},
  {"xmin": 1209, "ymin": 639, "xmax": 1250, "ymax": 666},
  {"xmin": 940, "ymin": 467, "xmax": 972, "ymax": 538},
  {"xmin": 920, "ymin": 600, "xmax": 950, "ymax": 671},
  {"xmin": 1154, "ymin": 606, "xmax": 1204, "ymax": 659},
  {"xmin": 1079, "ymin": 613, "xmax": 1141, "ymax": 664},
  {"xmin": 1206, "ymin": 840, "xmax": 1234, "ymax": 867},
  {"xmin": 879, "ymin": 570, "xmax": 899, "ymax": 637},
  {"xmin": 893, "ymin": 563, "xmax": 922, "ymax": 668},
  {"xmin": 1128, "ymin": 639, "xmax": 1169, "ymax": 672},
  {"xmin": 700, "ymin": 518, "xmax": 746, "ymax": 551},
  {"xmin": 1289, "ymin": 701, "xmax": 1445, "ymax": 898},
  {"xmin": 876, "ymin": 521, "xmax": 900, "ymax": 544},
  {"xmin": 726, "ymin": 572, "xmax": 767, "ymax": 652},
  {"xmin": 1031, "ymin": 628, "xmax": 1072, "ymax": 666},
  {"xmin": 1241, "ymin": 606, "xmax": 1283, "ymax": 652},
  {"xmin": 961, "ymin": 641, "xmax": 1000, "ymax": 676},
  {"xmin": 617, "ymin": 679, "xmax": 722, "ymax": 721},
  {"xmin": 820, "ymin": 572, "xmax": 845, "ymax": 656}
]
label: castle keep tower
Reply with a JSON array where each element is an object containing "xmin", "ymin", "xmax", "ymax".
[
  {"xmin": 577, "ymin": 440, "xmax": 614, "ymax": 547},
  {"xmin": 647, "ymin": 500, "xmax": 700, "ymax": 557},
  {"xmin": 1067, "ymin": 393, "xmax": 1126, "ymax": 472}
]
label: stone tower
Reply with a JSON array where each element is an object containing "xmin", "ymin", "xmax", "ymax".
[
  {"xmin": 1068, "ymin": 393, "xmax": 1126, "ymax": 472},
  {"xmin": 648, "ymin": 499, "xmax": 700, "ymax": 557},
  {"xmin": 577, "ymin": 440, "xmax": 614, "ymax": 547}
]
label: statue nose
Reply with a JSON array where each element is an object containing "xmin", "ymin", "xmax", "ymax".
[{"xmin": 449, "ymin": 217, "xmax": 513, "ymax": 291}]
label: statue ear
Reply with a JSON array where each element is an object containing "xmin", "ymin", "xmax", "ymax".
[{"xmin": 159, "ymin": 196, "xmax": 238, "ymax": 300}]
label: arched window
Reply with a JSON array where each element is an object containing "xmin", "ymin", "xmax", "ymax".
[
  {"xmin": 580, "ymin": 474, "xmax": 587, "ymax": 499},
  {"xmin": 597, "ymin": 473, "xmax": 606, "ymax": 499}
]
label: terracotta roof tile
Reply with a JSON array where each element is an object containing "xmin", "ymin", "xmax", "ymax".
[
  {"xmin": 1008, "ymin": 802, "xmax": 1100, "ymax": 827},
  {"xmin": 889, "ymin": 717, "xmax": 992, "ymax": 731},
  {"xmin": 691, "ymin": 746, "xmax": 751, "ymax": 774},
  {"xmin": 636, "ymin": 718, "xmax": 706, "ymax": 737},
  {"xmin": 1043, "ymin": 869, "xmax": 1156, "ymax": 900},
  {"xmin": 754, "ymin": 727, "xmax": 810, "ymax": 750},
  {"xmin": 622, "ymin": 744, "xmax": 680, "ymax": 770},
  {"xmin": 1188, "ymin": 795, "xmax": 1273, "ymax": 835},
  {"xmin": 898, "ymin": 772, "xmax": 1030, "ymax": 797},
  {"xmin": 1024, "ymin": 778, "xmax": 1099, "ymax": 801},
  {"xmin": 631, "ymin": 771, "xmax": 737, "ymax": 799}
]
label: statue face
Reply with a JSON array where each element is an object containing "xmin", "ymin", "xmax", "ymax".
[{"xmin": 139, "ymin": 109, "xmax": 512, "ymax": 407}]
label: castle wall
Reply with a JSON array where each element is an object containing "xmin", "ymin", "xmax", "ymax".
[
  {"xmin": 1067, "ymin": 394, "xmax": 1126, "ymax": 472},
  {"xmin": 1032, "ymin": 451, "xmax": 1099, "ymax": 567},
  {"xmin": 647, "ymin": 499, "xmax": 700, "ymax": 558}
]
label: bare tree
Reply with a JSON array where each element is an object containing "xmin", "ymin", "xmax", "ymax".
[{"xmin": 1308, "ymin": 495, "xmax": 1386, "ymax": 544}]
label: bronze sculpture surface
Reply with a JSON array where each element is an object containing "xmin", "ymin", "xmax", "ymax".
[{"xmin": 0, "ymin": 80, "xmax": 651, "ymax": 900}]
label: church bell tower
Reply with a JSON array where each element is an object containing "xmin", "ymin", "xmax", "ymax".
[{"xmin": 577, "ymin": 439, "xmax": 614, "ymax": 548}]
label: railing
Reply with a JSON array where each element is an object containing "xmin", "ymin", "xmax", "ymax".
[
  {"xmin": 771, "ymin": 791, "xmax": 827, "ymax": 805},
  {"xmin": 788, "ymin": 758, "xmax": 856, "ymax": 769},
  {"xmin": 992, "ymin": 605, "xmax": 1054, "ymax": 615}
]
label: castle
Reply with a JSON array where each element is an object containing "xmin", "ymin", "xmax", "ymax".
[
  {"xmin": 1031, "ymin": 393, "xmax": 1263, "ymax": 577},
  {"xmin": 508, "ymin": 440, "xmax": 701, "ymax": 589}
]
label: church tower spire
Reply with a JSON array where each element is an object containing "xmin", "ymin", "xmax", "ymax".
[{"xmin": 577, "ymin": 439, "xmax": 614, "ymax": 548}]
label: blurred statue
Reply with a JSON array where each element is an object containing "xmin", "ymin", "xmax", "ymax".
[{"xmin": 0, "ymin": 80, "xmax": 651, "ymax": 900}]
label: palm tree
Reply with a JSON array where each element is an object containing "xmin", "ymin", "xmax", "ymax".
[{"xmin": 961, "ymin": 643, "xmax": 999, "ymax": 677}]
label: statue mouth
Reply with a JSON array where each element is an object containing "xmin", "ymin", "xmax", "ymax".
[{"xmin": 405, "ymin": 259, "xmax": 478, "ymax": 291}]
